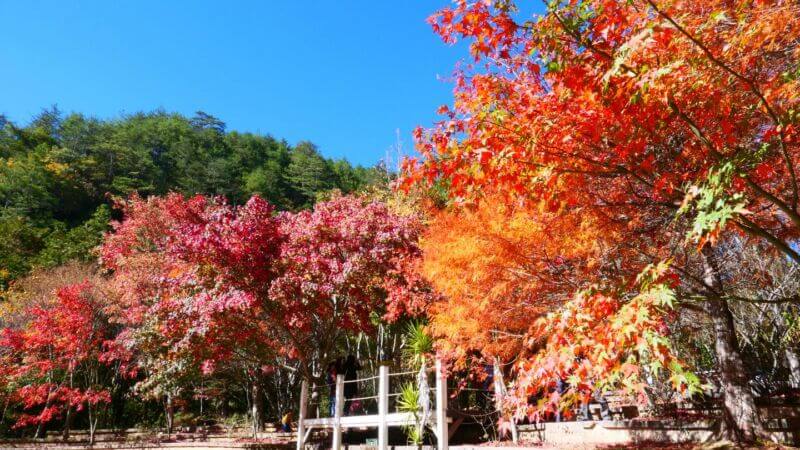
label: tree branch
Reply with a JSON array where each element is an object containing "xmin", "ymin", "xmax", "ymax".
[
  {"xmin": 645, "ymin": 0, "xmax": 798, "ymax": 208},
  {"xmin": 733, "ymin": 216, "xmax": 800, "ymax": 263}
]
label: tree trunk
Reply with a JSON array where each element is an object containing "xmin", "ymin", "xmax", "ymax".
[
  {"xmin": 34, "ymin": 420, "xmax": 47, "ymax": 440},
  {"xmin": 62, "ymin": 371, "xmax": 74, "ymax": 441},
  {"xmin": 88, "ymin": 402, "xmax": 97, "ymax": 446},
  {"xmin": 251, "ymin": 381, "xmax": 263, "ymax": 438},
  {"xmin": 785, "ymin": 348, "xmax": 800, "ymax": 389},
  {"xmin": 62, "ymin": 406, "xmax": 72, "ymax": 441},
  {"xmin": 165, "ymin": 393, "xmax": 174, "ymax": 437},
  {"xmin": 34, "ymin": 385, "xmax": 55, "ymax": 439},
  {"xmin": 492, "ymin": 358, "xmax": 518, "ymax": 443},
  {"xmin": 701, "ymin": 247, "xmax": 765, "ymax": 442}
]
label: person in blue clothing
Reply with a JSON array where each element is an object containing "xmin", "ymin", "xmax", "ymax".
[{"xmin": 281, "ymin": 411, "xmax": 293, "ymax": 432}]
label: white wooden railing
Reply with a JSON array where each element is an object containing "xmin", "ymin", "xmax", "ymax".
[{"xmin": 296, "ymin": 359, "xmax": 449, "ymax": 450}]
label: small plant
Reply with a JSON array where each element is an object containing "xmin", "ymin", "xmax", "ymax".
[
  {"xmin": 396, "ymin": 382, "xmax": 424, "ymax": 447},
  {"xmin": 398, "ymin": 321, "xmax": 433, "ymax": 447},
  {"xmin": 402, "ymin": 321, "xmax": 433, "ymax": 370}
]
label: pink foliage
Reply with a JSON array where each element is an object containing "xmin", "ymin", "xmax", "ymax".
[{"xmin": 99, "ymin": 193, "xmax": 431, "ymax": 380}]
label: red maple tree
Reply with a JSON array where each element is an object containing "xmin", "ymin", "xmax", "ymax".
[
  {"xmin": 1, "ymin": 282, "xmax": 111, "ymax": 443},
  {"xmin": 98, "ymin": 193, "xmax": 429, "ymax": 433}
]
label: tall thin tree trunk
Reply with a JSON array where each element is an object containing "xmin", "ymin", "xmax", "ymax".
[
  {"xmin": 62, "ymin": 371, "xmax": 74, "ymax": 441},
  {"xmin": 35, "ymin": 385, "xmax": 55, "ymax": 439},
  {"xmin": 251, "ymin": 381, "xmax": 263, "ymax": 438},
  {"xmin": 62, "ymin": 407, "xmax": 72, "ymax": 441},
  {"xmin": 701, "ymin": 246, "xmax": 765, "ymax": 442},
  {"xmin": 785, "ymin": 348, "xmax": 800, "ymax": 389},
  {"xmin": 88, "ymin": 402, "xmax": 97, "ymax": 446},
  {"xmin": 493, "ymin": 358, "xmax": 518, "ymax": 443},
  {"xmin": 165, "ymin": 393, "xmax": 174, "ymax": 437},
  {"xmin": 199, "ymin": 379, "xmax": 205, "ymax": 417}
]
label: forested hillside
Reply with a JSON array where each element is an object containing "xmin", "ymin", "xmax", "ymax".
[{"xmin": 0, "ymin": 108, "xmax": 385, "ymax": 288}]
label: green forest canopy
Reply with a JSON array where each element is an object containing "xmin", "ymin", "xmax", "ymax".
[{"xmin": 0, "ymin": 107, "xmax": 387, "ymax": 288}]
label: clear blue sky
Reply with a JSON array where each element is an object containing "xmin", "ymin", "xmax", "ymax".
[{"xmin": 0, "ymin": 1, "xmax": 477, "ymax": 167}]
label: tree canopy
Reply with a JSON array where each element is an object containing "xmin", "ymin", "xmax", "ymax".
[{"xmin": 403, "ymin": 0, "xmax": 800, "ymax": 441}]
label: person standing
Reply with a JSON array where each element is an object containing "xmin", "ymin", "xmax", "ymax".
[
  {"xmin": 327, "ymin": 358, "xmax": 342, "ymax": 417},
  {"xmin": 342, "ymin": 354, "xmax": 362, "ymax": 414}
]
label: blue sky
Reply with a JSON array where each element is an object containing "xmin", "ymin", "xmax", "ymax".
[{"xmin": 0, "ymin": 1, "xmax": 481, "ymax": 167}]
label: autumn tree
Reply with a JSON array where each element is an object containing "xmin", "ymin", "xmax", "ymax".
[
  {"xmin": 269, "ymin": 195, "xmax": 428, "ymax": 374},
  {"xmin": 405, "ymin": 0, "xmax": 800, "ymax": 441},
  {"xmin": 419, "ymin": 197, "xmax": 604, "ymax": 365},
  {"xmin": 100, "ymin": 193, "xmax": 286, "ymax": 435},
  {"xmin": 1, "ymin": 282, "xmax": 111, "ymax": 443},
  {"xmin": 417, "ymin": 197, "xmax": 694, "ymax": 421},
  {"xmin": 99, "ymin": 193, "xmax": 429, "ymax": 434}
]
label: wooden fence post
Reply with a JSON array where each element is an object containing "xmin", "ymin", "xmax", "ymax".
[
  {"xmin": 332, "ymin": 374, "xmax": 345, "ymax": 450},
  {"xmin": 378, "ymin": 365, "xmax": 389, "ymax": 450},
  {"xmin": 296, "ymin": 380, "xmax": 308, "ymax": 450},
  {"xmin": 435, "ymin": 359, "xmax": 448, "ymax": 450}
]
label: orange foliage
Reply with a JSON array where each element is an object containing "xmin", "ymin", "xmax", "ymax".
[
  {"xmin": 401, "ymin": 0, "xmax": 800, "ymax": 424},
  {"xmin": 421, "ymin": 197, "xmax": 606, "ymax": 365}
]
